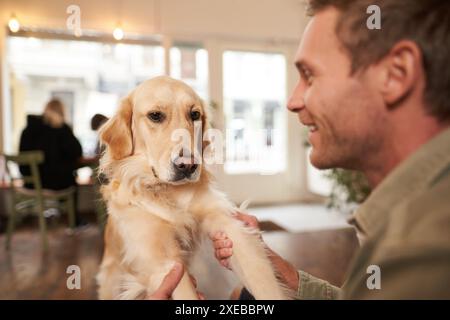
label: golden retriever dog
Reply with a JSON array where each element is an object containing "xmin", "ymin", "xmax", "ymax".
[{"xmin": 96, "ymin": 76, "xmax": 288, "ymax": 300}]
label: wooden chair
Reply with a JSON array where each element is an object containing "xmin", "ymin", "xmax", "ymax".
[{"xmin": 3, "ymin": 151, "xmax": 76, "ymax": 251}]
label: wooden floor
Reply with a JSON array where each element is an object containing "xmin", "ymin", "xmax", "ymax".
[
  {"xmin": 0, "ymin": 226, "xmax": 103, "ymax": 299},
  {"xmin": 0, "ymin": 221, "xmax": 358, "ymax": 299}
]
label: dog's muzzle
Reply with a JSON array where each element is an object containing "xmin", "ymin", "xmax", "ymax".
[{"xmin": 171, "ymin": 156, "xmax": 198, "ymax": 181}]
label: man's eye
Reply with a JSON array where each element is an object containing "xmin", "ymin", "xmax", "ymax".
[
  {"xmin": 300, "ymin": 66, "xmax": 314, "ymax": 86},
  {"xmin": 147, "ymin": 111, "xmax": 165, "ymax": 123},
  {"xmin": 303, "ymin": 71, "xmax": 313, "ymax": 85},
  {"xmin": 190, "ymin": 111, "xmax": 201, "ymax": 121}
]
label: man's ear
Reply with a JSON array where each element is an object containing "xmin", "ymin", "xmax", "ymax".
[
  {"xmin": 378, "ymin": 40, "xmax": 423, "ymax": 108},
  {"xmin": 100, "ymin": 96, "xmax": 133, "ymax": 160}
]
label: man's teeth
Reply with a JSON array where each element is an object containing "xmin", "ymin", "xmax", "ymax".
[{"xmin": 308, "ymin": 125, "xmax": 318, "ymax": 132}]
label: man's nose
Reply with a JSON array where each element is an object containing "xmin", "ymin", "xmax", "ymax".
[{"xmin": 287, "ymin": 81, "xmax": 306, "ymax": 113}]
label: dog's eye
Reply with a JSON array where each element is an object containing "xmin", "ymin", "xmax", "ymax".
[
  {"xmin": 147, "ymin": 111, "xmax": 165, "ymax": 123},
  {"xmin": 190, "ymin": 111, "xmax": 201, "ymax": 121}
]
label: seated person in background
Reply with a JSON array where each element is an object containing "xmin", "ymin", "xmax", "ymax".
[
  {"xmin": 90, "ymin": 113, "xmax": 108, "ymax": 157},
  {"xmin": 76, "ymin": 113, "xmax": 109, "ymax": 186},
  {"xmin": 76, "ymin": 113, "xmax": 109, "ymax": 170},
  {"xmin": 19, "ymin": 98, "xmax": 86, "ymax": 227}
]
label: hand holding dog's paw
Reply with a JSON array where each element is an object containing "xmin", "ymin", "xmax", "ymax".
[
  {"xmin": 210, "ymin": 211, "xmax": 261, "ymax": 270},
  {"xmin": 231, "ymin": 212, "xmax": 260, "ymax": 230},
  {"xmin": 212, "ymin": 232, "xmax": 234, "ymax": 270}
]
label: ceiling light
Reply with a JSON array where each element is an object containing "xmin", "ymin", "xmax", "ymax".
[
  {"xmin": 8, "ymin": 14, "xmax": 20, "ymax": 33},
  {"xmin": 113, "ymin": 25, "xmax": 124, "ymax": 41}
]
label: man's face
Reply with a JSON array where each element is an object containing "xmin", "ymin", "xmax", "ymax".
[{"xmin": 288, "ymin": 7, "xmax": 386, "ymax": 170}]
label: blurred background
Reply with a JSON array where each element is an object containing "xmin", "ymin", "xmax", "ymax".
[{"xmin": 0, "ymin": 0, "xmax": 366, "ymax": 299}]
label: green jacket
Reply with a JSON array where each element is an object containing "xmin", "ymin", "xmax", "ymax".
[{"xmin": 297, "ymin": 128, "xmax": 450, "ymax": 299}]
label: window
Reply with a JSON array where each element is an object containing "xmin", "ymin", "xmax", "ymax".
[
  {"xmin": 6, "ymin": 36, "xmax": 164, "ymax": 157},
  {"xmin": 223, "ymin": 50, "xmax": 287, "ymax": 175},
  {"xmin": 170, "ymin": 44, "xmax": 208, "ymax": 101}
]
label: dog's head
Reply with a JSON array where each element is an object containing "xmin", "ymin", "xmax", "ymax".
[{"xmin": 99, "ymin": 76, "xmax": 209, "ymax": 185}]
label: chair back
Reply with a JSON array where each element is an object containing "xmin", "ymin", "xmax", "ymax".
[{"xmin": 4, "ymin": 151, "xmax": 44, "ymax": 190}]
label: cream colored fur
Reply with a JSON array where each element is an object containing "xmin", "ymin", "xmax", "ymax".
[{"xmin": 96, "ymin": 76, "xmax": 289, "ymax": 300}]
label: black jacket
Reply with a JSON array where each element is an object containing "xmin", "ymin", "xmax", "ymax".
[{"xmin": 19, "ymin": 115, "xmax": 83, "ymax": 190}]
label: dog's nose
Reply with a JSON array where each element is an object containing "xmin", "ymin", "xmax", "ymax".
[{"xmin": 173, "ymin": 158, "xmax": 198, "ymax": 177}]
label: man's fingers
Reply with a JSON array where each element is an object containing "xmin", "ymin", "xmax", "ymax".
[
  {"xmin": 220, "ymin": 259, "xmax": 231, "ymax": 270},
  {"xmin": 213, "ymin": 239, "xmax": 232, "ymax": 250},
  {"xmin": 214, "ymin": 248, "xmax": 231, "ymax": 260},
  {"xmin": 234, "ymin": 212, "xmax": 259, "ymax": 228},
  {"xmin": 210, "ymin": 231, "xmax": 227, "ymax": 241},
  {"xmin": 217, "ymin": 248, "xmax": 232, "ymax": 259},
  {"xmin": 198, "ymin": 292, "xmax": 206, "ymax": 300},
  {"xmin": 149, "ymin": 262, "xmax": 184, "ymax": 300},
  {"xmin": 209, "ymin": 213, "xmax": 258, "ymax": 272},
  {"xmin": 189, "ymin": 274, "xmax": 197, "ymax": 288}
]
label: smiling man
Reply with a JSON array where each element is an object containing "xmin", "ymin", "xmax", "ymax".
[{"xmin": 212, "ymin": 0, "xmax": 450, "ymax": 299}]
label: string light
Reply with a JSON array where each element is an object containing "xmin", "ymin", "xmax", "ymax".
[
  {"xmin": 113, "ymin": 24, "xmax": 124, "ymax": 41},
  {"xmin": 8, "ymin": 14, "xmax": 20, "ymax": 33}
]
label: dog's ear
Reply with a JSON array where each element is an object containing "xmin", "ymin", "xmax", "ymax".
[{"xmin": 100, "ymin": 96, "xmax": 133, "ymax": 160}]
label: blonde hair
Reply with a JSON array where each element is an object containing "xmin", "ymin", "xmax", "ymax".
[{"xmin": 43, "ymin": 99, "xmax": 65, "ymax": 128}]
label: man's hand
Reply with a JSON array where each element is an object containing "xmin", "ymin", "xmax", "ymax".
[
  {"xmin": 211, "ymin": 212, "xmax": 260, "ymax": 270},
  {"xmin": 210, "ymin": 212, "xmax": 300, "ymax": 292},
  {"xmin": 148, "ymin": 262, "xmax": 205, "ymax": 300}
]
